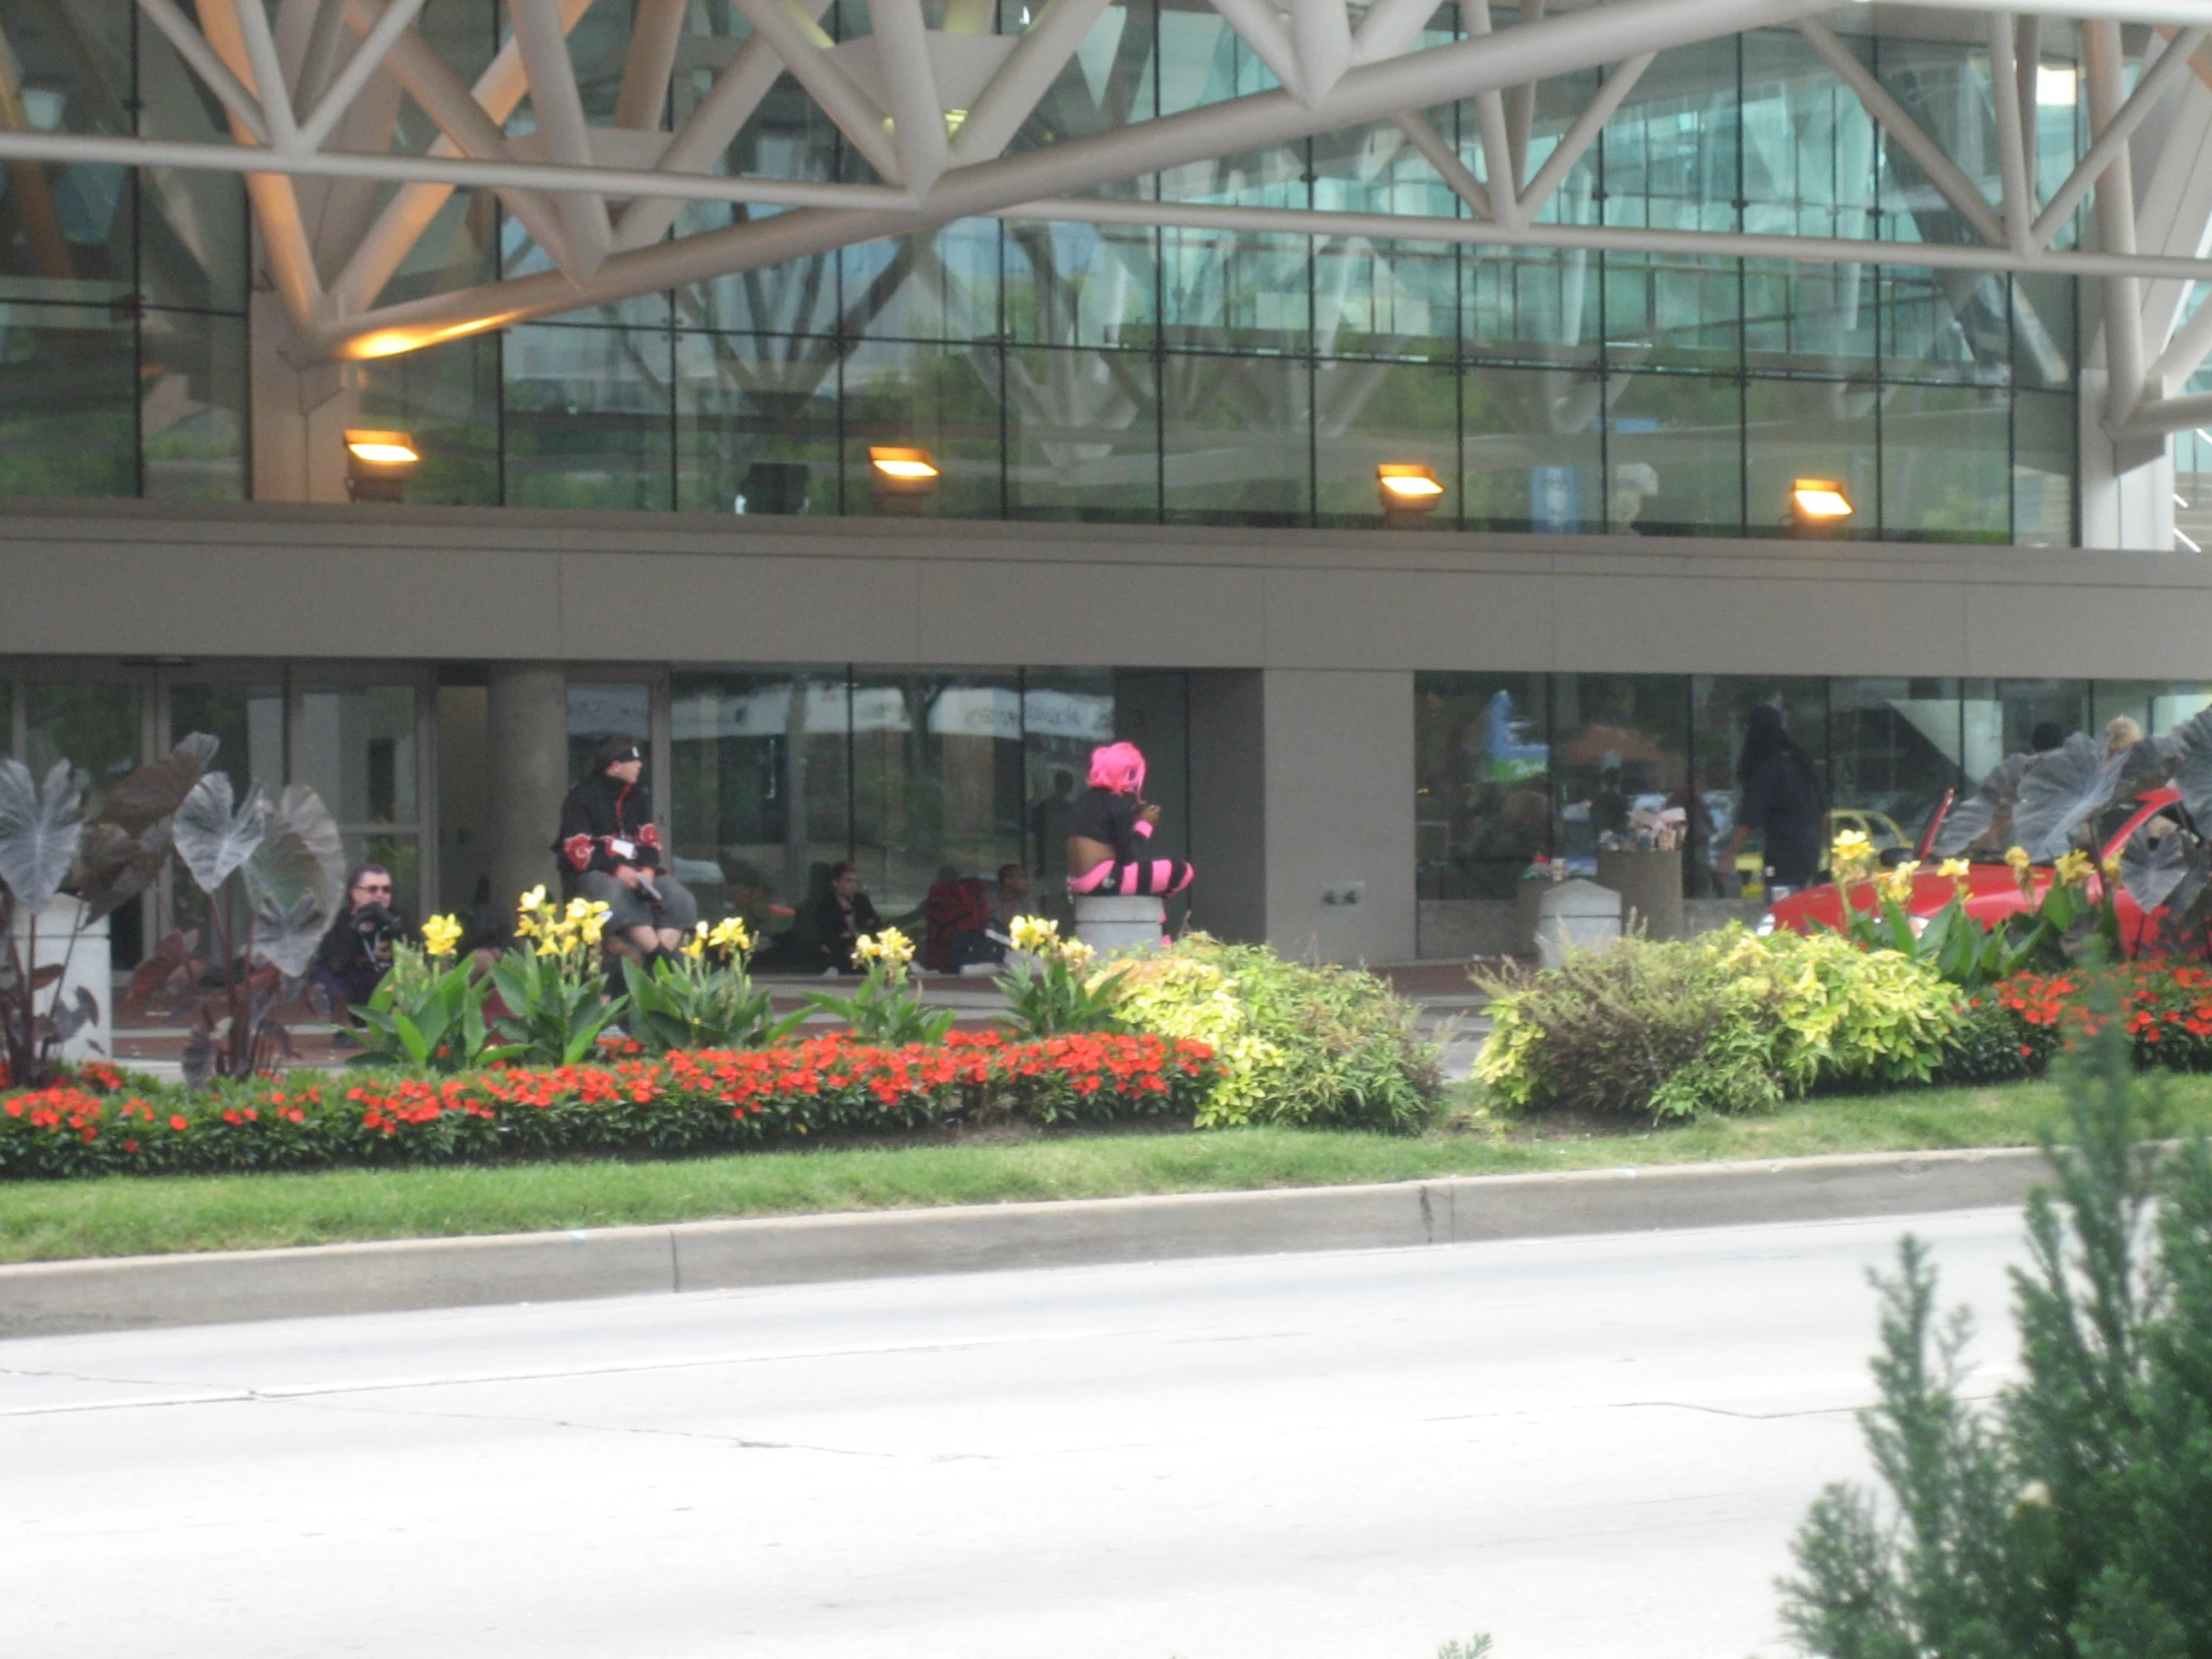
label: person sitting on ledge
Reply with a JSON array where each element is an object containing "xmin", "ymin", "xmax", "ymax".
[
  {"xmin": 555, "ymin": 734, "xmax": 698, "ymax": 977},
  {"xmin": 1065, "ymin": 742, "xmax": 1194, "ymax": 898}
]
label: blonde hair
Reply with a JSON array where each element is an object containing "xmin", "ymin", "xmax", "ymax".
[{"xmin": 2105, "ymin": 715, "xmax": 2144, "ymax": 757}]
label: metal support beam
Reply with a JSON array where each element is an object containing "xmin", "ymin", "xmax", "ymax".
[
  {"xmin": 872, "ymin": 0, "xmax": 950, "ymax": 191},
  {"xmin": 511, "ymin": 0, "xmax": 613, "ymax": 268},
  {"xmin": 1465, "ymin": 0, "xmax": 1523, "ymax": 228},
  {"xmin": 1390, "ymin": 111, "xmax": 1491, "ymax": 219},
  {"xmin": 1988, "ymin": 13, "xmax": 2033, "ymax": 255},
  {"xmin": 295, "ymin": 0, "xmax": 426, "ymax": 152},
  {"xmin": 613, "ymin": 0, "xmax": 686, "ymax": 131},
  {"xmin": 2029, "ymin": 23, "xmax": 2206, "ymax": 249},
  {"xmin": 2087, "ymin": 18, "xmax": 2150, "ymax": 422},
  {"xmin": 947, "ymin": 0, "xmax": 1114, "ymax": 167},
  {"xmin": 1797, "ymin": 18, "xmax": 2007, "ymax": 248},
  {"xmin": 134, "ymin": 0, "xmax": 270, "ymax": 144},
  {"xmin": 1519, "ymin": 51, "xmax": 1652, "ymax": 221},
  {"xmin": 727, "ymin": 0, "xmax": 902, "ymax": 180}
]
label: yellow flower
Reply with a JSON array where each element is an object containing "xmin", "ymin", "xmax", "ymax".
[
  {"xmin": 682, "ymin": 922, "xmax": 708, "ymax": 960},
  {"xmin": 2004, "ymin": 845, "xmax": 2032, "ymax": 871},
  {"xmin": 853, "ymin": 927, "xmax": 915, "ymax": 970},
  {"xmin": 2053, "ymin": 848, "xmax": 2095, "ymax": 888},
  {"xmin": 1059, "ymin": 937, "xmax": 1098, "ymax": 968},
  {"xmin": 1877, "ymin": 859, "xmax": 1921, "ymax": 902},
  {"xmin": 1936, "ymin": 857, "xmax": 1969, "ymax": 880},
  {"xmin": 707, "ymin": 916, "xmax": 753, "ymax": 954},
  {"xmin": 1009, "ymin": 914, "xmax": 1059, "ymax": 954},
  {"xmin": 420, "ymin": 913, "xmax": 463, "ymax": 959},
  {"xmin": 1831, "ymin": 829, "xmax": 1876, "ymax": 877},
  {"xmin": 2102, "ymin": 853, "xmax": 2123, "ymax": 881}
]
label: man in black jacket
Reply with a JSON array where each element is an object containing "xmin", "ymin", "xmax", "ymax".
[{"xmin": 554, "ymin": 735, "xmax": 698, "ymax": 965}]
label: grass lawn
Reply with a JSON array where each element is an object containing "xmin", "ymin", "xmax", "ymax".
[{"xmin": 5, "ymin": 1077, "xmax": 2212, "ymax": 1266}]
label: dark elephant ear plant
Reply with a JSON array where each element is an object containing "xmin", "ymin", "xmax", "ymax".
[
  {"xmin": 0, "ymin": 736, "xmax": 220, "ymax": 1088},
  {"xmin": 0, "ymin": 733, "xmax": 350, "ymax": 1090},
  {"xmin": 1935, "ymin": 709, "xmax": 2212, "ymax": 957}
]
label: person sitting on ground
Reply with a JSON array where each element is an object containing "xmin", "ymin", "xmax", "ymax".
[
  {"xmin": 311, "ymin": 863, "xmax": 410, "ymax": 1036},
  {"xmin": 811, "ymin": 859, "xmax": 882, "ymax": 974},
  {"xmin": 990, "ymin": 862, "xmax": 1038, "ymax": 932},
  {"xmin": 555, "ymin": 734, "xmax": 698, "ymax": 981},
  {"xmin": 1066, "ymin": 742, "xmax": 1194, "ymax": 898},
  {"xmin": 923, "ymin": 864, "xmax": 998, "ymax": 973}
]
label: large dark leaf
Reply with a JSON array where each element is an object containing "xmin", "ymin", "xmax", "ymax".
[
  {"xmin": 1931, "ymin": 753, "xmax": 2032, "ymax": 858},
  {"xmin": 251, "ymin": 890, "xmax": 329, "ymax": 979},
  {"xmin": 2013, "ymin": 734, "xmax": 2129, "ymax": 861},
  {"xmin": 93, "ymin": 736, "xmax": 218, "ymax": 834},
  {"xmin": 244, "ymin": 784, "xmax": 346, "ymax": 943},
  {"xmin": 2120, "ymin": 825, "xmax": 2198, "ymax": 914},
  {"xmin": 174, "ymin": 774, "xmax": 267, "ymax": 895},
  {"xmin": 69, "ymin": 821, "xmax": 174, "ymax": 923},
  {"xmin": 0, "ymin": 759, "xmax": 86, "ymax": 916}
]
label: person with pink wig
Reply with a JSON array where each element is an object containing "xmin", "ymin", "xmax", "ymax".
[{"xmin": 1065, "ymin": 741, "xmax": 1194, "ymax": 897}]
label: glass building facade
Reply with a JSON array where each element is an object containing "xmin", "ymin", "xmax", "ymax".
[
  {"xmin": 0, "ymin": 1, "xmax": 2082, "ymax": 543},
  {"xmin": 1415, "ymin": 673, "xmax": 2212, "ymax": 953}
]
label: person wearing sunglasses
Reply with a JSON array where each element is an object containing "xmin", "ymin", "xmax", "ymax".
[
  {"xmin": 311, "ymin": 862, "xmax": 412, "ymax": 1039},
  {"xmin": 555, "ymin": 732, "xmax": 698, "ymax": 978}
]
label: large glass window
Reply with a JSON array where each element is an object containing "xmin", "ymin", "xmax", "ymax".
[
  {"xmin": 848, "ymin": 670, "xmax": 1025, "ymax": 918},
  {"xmin": 1827, "ymin": 677, "xmax": 1960, "ymax": 844},
  {"xmin": 1692, "ymin": 677, "xmax": 1829, "ymax": 895},
  {"xmin": 297, "ymin": 683, "xmax": 424, "ymax": 917},
  {"xmin": 1414, "ymin": 673, "xmax": 1552, "ymax": 900}
]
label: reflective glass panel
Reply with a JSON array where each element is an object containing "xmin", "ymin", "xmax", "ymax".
[
  {"xmin": 1883, "ymin": 383, "xmax": 2008, "ymax": 541},
  {"xmin": 676, "ymin": 331, "xmax": 841, "ymax": 516},
  {"xmin": 1464, "ymin": 363, "xmax": 1603, "ymax": 532},
  {"xmin": 0, "ymin": 301, "xmax": 134, "ymax": 496},
  {"xmin": 1692, "ymin": 676, "xmax": 1828, "ymax": 896},
  {"xmin": 1005, "ymin": 346, "xmax": 1161, "ymax": 523},
  {"xmin": 669, "ymin": 670, "xmax": 852, "ymax": 943},
  {"xmin": 1745, "ymin": 377, "xmax": 1877, "ymax": 537},
  {"xmin": 1551, "ymin": 673, "xmax": 1690, "ymax": 873},
  {"xmin": 168, "ymin": 680, "xmax": 283, "ymax": 793},
  {"xmin": 1829, "ymin": 677, "xmax": 1960, "ymax": 838},
  {"xmin": 1415, "ymin": 672, "xmax": 1552, "ymax": 899},
  {"xmin": 23, "ymin": 680, "xmax": 142, "ymax": 804},
  {"xmin": 357, "ymin": 333, "xmax": 501, "ymax": 506},
  {"xmin": 848, "ymin": 669, "xmax": 1025, "ymax": 919},
  {"xmin": 1959, "ymin": 679, "xmax": 2090, "ymax": 781},
  {"xmin": 1161, "ymin": 351, "xmax": 1311, "ymax": 525},
  {"xmin": 139, "ymin": 308, "xmax": 246, "ymax": 499},
  {"xmin": 840, "ymin": 336, "xmax": 1002, "ymax": 519},
  {"xmin": 1604, "ymin": 372, "xmax": 1744, "ymax": 534},
  {"xmin": 504, "ymin": 323, "xmax": 675, "ymax": 509},
  {"xmin": 298, "ymin": 685, "xmax": 418, "ymax": 828},
  {"xmin": 1316, "ymin": 358, "xmax": 1457, "ymax": 527}
]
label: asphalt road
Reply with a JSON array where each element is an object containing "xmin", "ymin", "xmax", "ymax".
[{"xmin": 0, "ymin": 1209, "xmax": 2031, "ymax": 1659}]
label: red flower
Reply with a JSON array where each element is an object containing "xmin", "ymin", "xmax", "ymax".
[{"xmin": 169, "ymin": 1115, "xmax": 188, "ymax": 1131}]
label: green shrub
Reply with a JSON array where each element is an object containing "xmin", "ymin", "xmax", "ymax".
[
  {"xmin": 1474, "ymin": 926, "xmax": 1965, "ymax": 1121},
  {"xmin": 1108, "ymin": 933, "xmax": 1440, "ymax": 1131},
  {"xmin": 1780, "ymin": 991, "xmax": 2212, "ymax": 1658}
]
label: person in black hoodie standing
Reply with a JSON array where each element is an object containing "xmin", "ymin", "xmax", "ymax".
[
  {"xmin": 555, "ymin": 734, "xmax": 698, "ymax": 967},
  {"xmin": 1725, "ymin": 704, "xmax": 1826, "ymax": 899}
]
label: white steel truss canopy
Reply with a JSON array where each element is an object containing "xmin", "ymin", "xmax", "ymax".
[{"xmin": 14, "ymin": 0, "xmax": 2212, "ymax": 439}]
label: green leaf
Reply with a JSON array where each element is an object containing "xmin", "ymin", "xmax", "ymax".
[{"xmin": 393, "ymin": 1010, "xmax": 430, "ymax": 1066}]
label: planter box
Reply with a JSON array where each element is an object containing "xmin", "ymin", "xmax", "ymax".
[{"xmin": 8, "ymin": 894, "xmax": 112, "ymax": 1063}]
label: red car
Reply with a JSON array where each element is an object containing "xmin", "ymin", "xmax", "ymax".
[{"xmin": 1766, "ymin": 786, "xmax": 2194, "ymax": 955}]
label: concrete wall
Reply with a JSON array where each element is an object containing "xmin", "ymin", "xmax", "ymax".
[
  {"xmin": 11, "ymin": 498, "xmax": 2212, "ymax": 678},
  {"xmin": 1262, "ymin": 671, "xmax": 1415, "ymax": 964}
]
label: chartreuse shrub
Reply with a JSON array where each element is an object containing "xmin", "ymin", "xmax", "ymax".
[
  {"xmin": 1781, "ymin": 987, "xmax": 2212, "ymax": 1658},
  {"xmin": 1108, "ymin": 933, "xmax": 1441, "ymax": 1131},
  {"xmin": 1474, "ymin": 926, "xmax": 1964, "ymax": 1121}
]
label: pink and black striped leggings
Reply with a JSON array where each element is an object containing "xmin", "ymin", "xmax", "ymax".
[{"xmin": 1067, "ymin": 856, "xmax": 1195, "ymax": 896}]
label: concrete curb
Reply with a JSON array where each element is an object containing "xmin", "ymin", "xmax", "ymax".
[{"xmin": 0, "ymin": 1145, "xmax": 2053, "ymax": 1339}]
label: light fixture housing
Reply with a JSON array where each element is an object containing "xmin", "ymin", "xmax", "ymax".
[
  {"xmin": 343, "ymin": 429, "xmax": 419, "ymax": 502},
  {"xmin": 1378, "ymin": 462, "xmax": 1446, "ymax": 524},
  {"xmin": 868, "ymin": 445, "xmax": 940, "ymax": 512},
  {"xmin": 1790, "ymin": 477, "xmax": 1854, "ymax": 527}
]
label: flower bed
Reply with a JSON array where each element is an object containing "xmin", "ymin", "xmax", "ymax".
[{"xmin": 0, "ymin": 1033, "xmax": 1219, "ymax": 1183}]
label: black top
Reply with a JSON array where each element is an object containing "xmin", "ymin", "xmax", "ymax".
[
  {"xmin": 1740, "ymin": 754, "xmax": 1826, "ymax": 885},
  {"xmin": 812, "ymin": 888, "xmax": 882, "ymax": 961},
  {"xmin": 313, "ymin": 903, "xmax": 409, "ymax": 980},
  {"xmin": 1067, "ymin": 786, "xmax": 1141, "ymax": 863},
  {"xmin": 556, "ymin": 773, "xmax": 664, "ymax": 876}
]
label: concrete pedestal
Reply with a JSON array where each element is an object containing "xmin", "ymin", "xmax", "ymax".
[
  {"xmin": 1074, "ymin": 895, "xmax": 1167, "ymax": 955},
  {"xmin": 1533, "ymin": 879, "xmax": 1622, "ymax": 968},
  {"xmin": 1597, "ymin": 848, "xmax": 1686, "ymax": 941},
  {"xmin": 9, "ymin": 895, "xmax": 112, "ymax": 1062}
]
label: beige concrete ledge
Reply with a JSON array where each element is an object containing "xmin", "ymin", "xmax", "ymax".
[{"xmin": 0, "ymin": 1145, "xmax": 2053, "ymax": 1340}]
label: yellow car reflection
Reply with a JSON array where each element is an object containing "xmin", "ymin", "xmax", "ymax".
[{"xmin": 1736, "ymin": 809, "xmax": 1909, "ymax": 898}]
